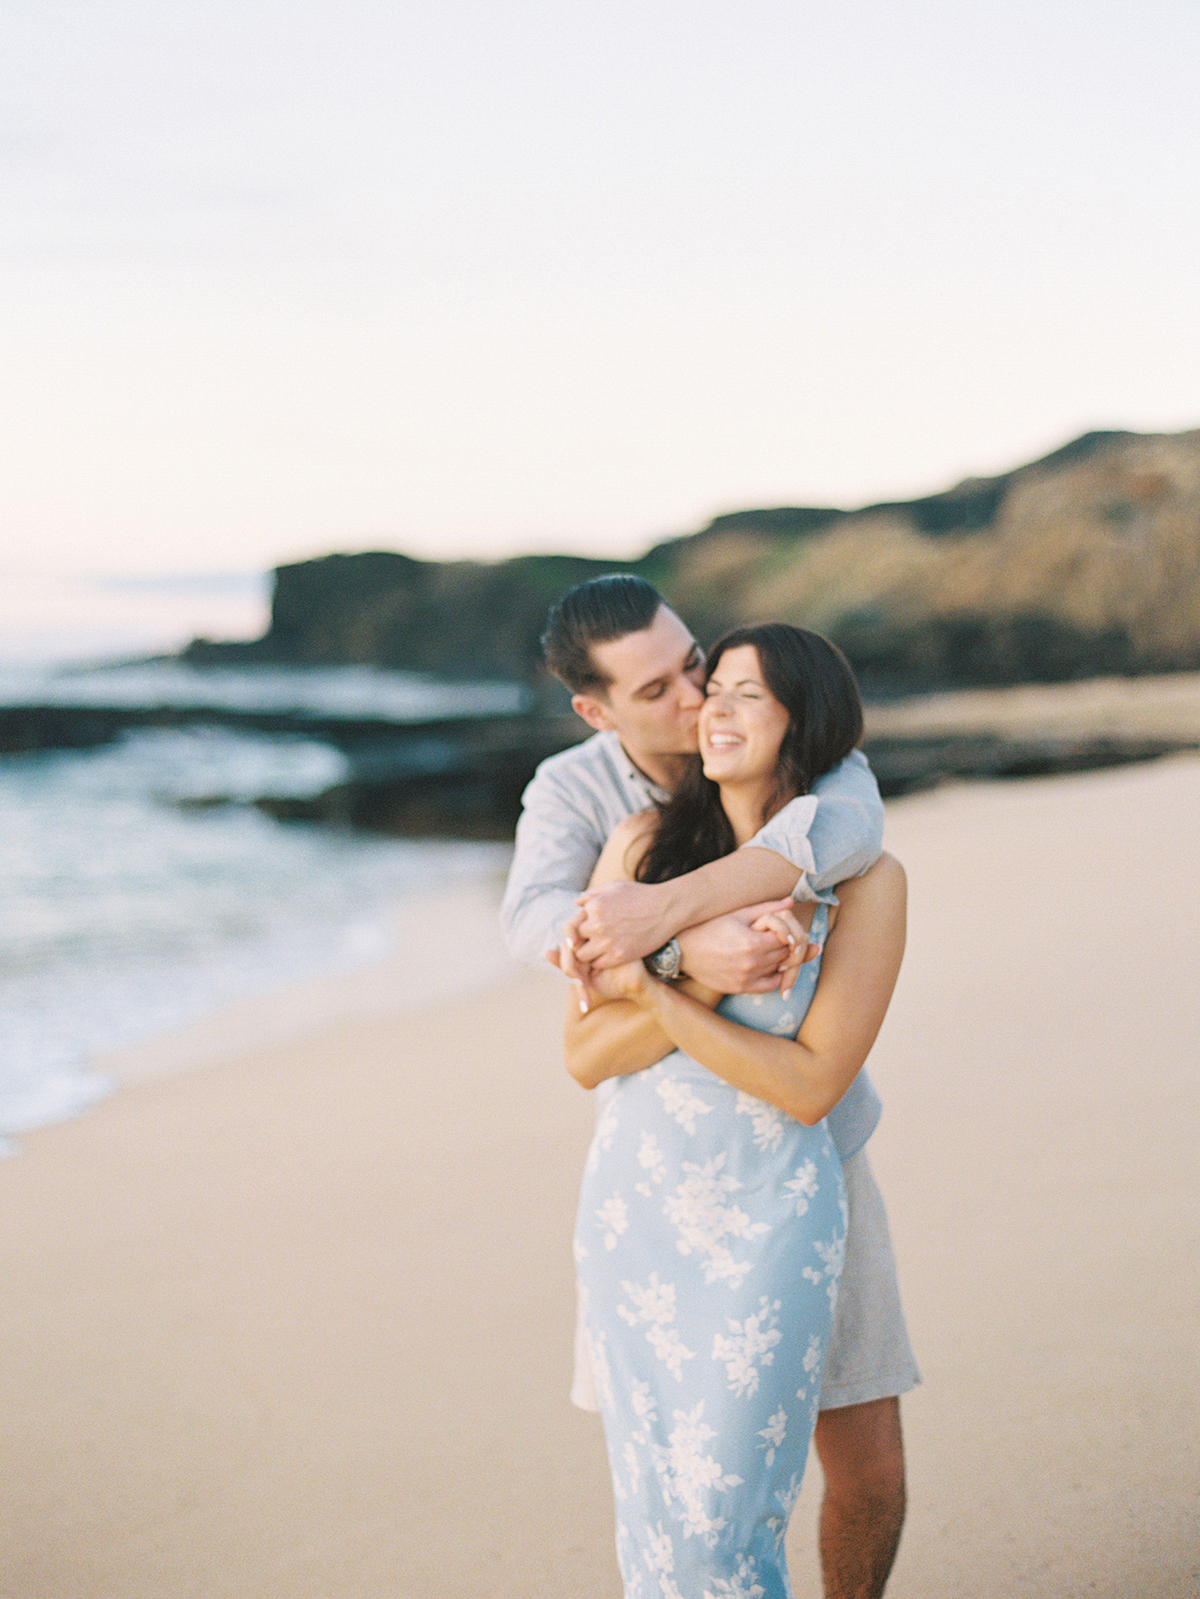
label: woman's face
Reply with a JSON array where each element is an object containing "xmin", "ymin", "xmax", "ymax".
[{"xmin": 699, "ymin": 644, "xmax": 791, "ymax": 787}]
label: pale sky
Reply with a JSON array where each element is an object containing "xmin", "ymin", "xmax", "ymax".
[{"xmin": 4, "ymin": 0, "xmax": 1198, "ymax": 593}]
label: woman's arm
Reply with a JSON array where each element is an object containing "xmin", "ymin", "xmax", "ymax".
[
  {"xmin": 563, "ymin": 972, "xmax": 723, "ymax": 1089},
  {"xmin": 559, "ymin": 811, "xmax": 724, "ymax": 1088},
  {"xmin": 578, "ymin": 854, "xmax": 907, "ymax": 1122}
]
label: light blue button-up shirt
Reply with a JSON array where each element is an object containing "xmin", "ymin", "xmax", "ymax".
[{"xmin": 500, "ymin": 731, "xmax": 885, "ymax": 1159}]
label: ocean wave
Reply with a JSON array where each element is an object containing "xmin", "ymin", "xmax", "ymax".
[{"xmin": 0, "ymin": 725, "xmax": 511, "ymax": 1141}]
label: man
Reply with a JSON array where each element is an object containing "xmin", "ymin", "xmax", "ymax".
[{"xmin": 500, "ymin": 574, "xmax": 918, "ymax": 1599}]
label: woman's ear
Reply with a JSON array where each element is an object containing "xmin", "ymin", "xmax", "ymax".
[{"xmin": 571, "ymin": 693, "xmax": 615, "ymax": 732}]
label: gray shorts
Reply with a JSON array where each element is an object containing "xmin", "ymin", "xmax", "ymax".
[
  {"xmin": 571, "ymin": 1145, "xmax": 920, "ymax": 1413},
  {"xmin": 818, "ymin": 1146, "xmax": 921, "ymax": 1408}
]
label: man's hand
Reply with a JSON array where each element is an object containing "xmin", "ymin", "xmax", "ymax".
[
  {"xmin": 677, "ymin": 899, "xmax": 819, "ymax": 996},
  {"xmin": 566, "ymin": 879, "xmax": 674, "ymax": 969},
  {"xmin": 553, "ymin": 927, "xmax": 650, "ymax": 1014}
]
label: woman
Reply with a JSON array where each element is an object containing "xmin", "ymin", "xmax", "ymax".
[{"xmin": 561, "ymin": 624, "xmax": 906, "ymax": 1599}]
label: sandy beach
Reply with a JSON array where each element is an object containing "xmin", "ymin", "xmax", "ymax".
[{"xmin": 3, "ymin": 754, "xmax": 1198, "ymax": 1598}]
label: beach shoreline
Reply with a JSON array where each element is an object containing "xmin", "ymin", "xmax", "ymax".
[
  {"xmin": 92, "ymin": 872, "xmax": 519, "ymax": 1088},
  {"xmin": 3, "ymin": 755, "xmax": 1198, "ymax": 1597}
]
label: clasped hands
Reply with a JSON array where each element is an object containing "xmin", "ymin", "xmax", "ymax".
[{"xmin": 548, "ymin": 879, "xmax": 819, "ymax": 1013}]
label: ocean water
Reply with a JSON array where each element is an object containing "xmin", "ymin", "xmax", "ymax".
[
  {"xmin": 0, "ymin": 658, "xmax": 528, "ymax": 719},
  {"xmin": 1, "ymin": 662, "xmax": 522, "ymax": 1153}
]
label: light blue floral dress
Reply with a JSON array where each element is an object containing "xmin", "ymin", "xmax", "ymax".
[{"xmin": 575, "ymin": 905, "xmax": 846, "ymax": 1599}]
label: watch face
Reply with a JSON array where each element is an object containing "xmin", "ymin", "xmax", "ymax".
[{"xmin": 651, "ymin": 939, "xmax": 681, "ymax": 978}]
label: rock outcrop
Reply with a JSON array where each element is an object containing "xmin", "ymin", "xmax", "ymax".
[{"xmin": 184, "ymin": 428, "xmax": 1200, "ymax": 692}]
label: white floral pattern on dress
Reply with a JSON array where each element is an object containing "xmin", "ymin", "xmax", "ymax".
[
  {"xmin": 635, "ymin": 1129, "xmax": 668, "ymax": 1196},
  {"xmin": 653, "ymin": 1401, "xmax": 744, "ymax": 1546},
  {"xmin": 587, "ymin": 1326, "xmax": 616, "ymax": 1414},
  {"xmin": 756, "ymin": 1407, "xmax": 788, "ymax": 1467},
  {"xmin": 597, "ymin": 1190, "xmax": 630, "ymax": 1249},
  {"xmin": 784, "ymin": 1158, "xmax": 820, "ymax": 1216},
  {"xmin": 585, "ymin": 1100, "xmax": 620, "ymax": 1174},
  {"xmin": 644, "ymin": 1523, "xmax": 685, "ymax": 1599},
  {"xmin": 646, "ymin": 1522, "xmax": 674, "ymax": 1572},
  {"xmin": 711, "ymin": 1296, "xmax": 783, "ymax": 1397},
  {"xmin": 734, "ymin": 1093, "xmax": 785, "ymax": 1153},
  {"xmin": 662, "ymin": 1153, "xmax": 769, "ymax": 1288},
  {"xmin": 618, "ymin": 1273, "xmax": 697, "ymax": 1381},
  {"xmin": 656, "ymin": 1075, "xmax": 715, "ymax": 1134},
  {"xmin": 624, "ymin": 1439, "xmax": 643, "ymax": 1495},
  {"xmin": 803, "ymin": 1226, "xmax": 846, "ymax": 1306},
  {"xmin": 703, "ymin": 1553, "xmax": 767, "ymax": 1598},
  {"xmin": 795, "ymin": 1331, "xmax": 824, "ymax": 1403},
  {"xmin": 774, "ymin": 1467, "xmax": 806, "ymax": 1521}
]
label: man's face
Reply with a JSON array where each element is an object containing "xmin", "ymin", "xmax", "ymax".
[{"xmin": 571, "ymin": 606, "xmax": 706, "ymax": 766}]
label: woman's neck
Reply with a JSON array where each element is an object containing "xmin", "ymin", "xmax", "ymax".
[{"xmin": 718, "ymin": 779, "xmax": 793, "ymax": 848}]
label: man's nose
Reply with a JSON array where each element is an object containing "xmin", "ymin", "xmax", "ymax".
[{"xmin": 679, "ymin": 673, "xmax": 705, "ymax": 709}]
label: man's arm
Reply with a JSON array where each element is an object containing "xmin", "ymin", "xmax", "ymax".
[
  {"xmin": 760, "ymin": 747, "xmax": 884, "ymax": 895},
  {"xmin": 499, "ymin": 760, "xmax": 609, "ymax": 965},
  {"xmin": 569, "ymin": 751, "xmax": 885, "ymax": 969},
  {"xmin": 498, "ymin": 747, "xmax": 799, "ymax": 995},
  {"xmin": 569, "ymin": 837, "xmax": 811, "ymax": 970}
]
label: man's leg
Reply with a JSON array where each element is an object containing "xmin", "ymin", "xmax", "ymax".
[
  {"xmin": 813, "ymin": 1397, "xmax": 906, "ymax": 1599},
  {"xmin": 814, "ymin": 1149, "xmax": 918, "ymax": 1599}
]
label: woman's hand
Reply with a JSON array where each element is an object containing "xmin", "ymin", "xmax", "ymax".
[
  {"xmin": 748, "ymin": 898, "xmax": 821, "ymax": 1000},
  {"xmin": 559, "ymin": 932, "xmax": 650, "ymax": 1014}
]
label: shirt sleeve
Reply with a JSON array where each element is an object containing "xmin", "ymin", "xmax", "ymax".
[
  {"xmin": 748, "ymin": 748, "xmax": 885, "ymax": 901},
  {"xmin": 806, "ymin": 748, "xmax": 885, "ymax": 890},
  {"xmin": 743, "ymin": 794, "xmax": 818, "ymax": 877},
  {"xmin": 499, "ymin": 761, "xmax": 610, "ymax": 965}
]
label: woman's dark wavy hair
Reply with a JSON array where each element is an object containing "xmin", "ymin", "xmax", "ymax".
[{"xmin": 637, "ymin": 623, "xmax": 864, "ymax": 884}]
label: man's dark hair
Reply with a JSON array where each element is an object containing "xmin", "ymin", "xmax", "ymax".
[
  {"xmin": 637, "ymin": 623, "xmax": 864, "ymax": 884},
  {"xmin": 541, "ymin": 574, "xmax": 666, "ymax": 694}
]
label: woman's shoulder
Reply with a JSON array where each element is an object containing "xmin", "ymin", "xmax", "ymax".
[
  {"xmin": 610, "ymin": 806, "xmax": 660, "ymax": 859},
  {"xmin": 611, "ymin": 807, "xmax": 659, "ymax": 844},
  {"xmin": 595, "ymin": 807, "xmax": 660, "ymax": 881},
  {"xmin": 837, "ymin": 851, "xmax": 906, "ymax": 911}
]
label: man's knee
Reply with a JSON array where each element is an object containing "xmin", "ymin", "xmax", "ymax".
[{"xmin": 814, "ymin": 1396, "xmax": 906, "ymax": 1510}]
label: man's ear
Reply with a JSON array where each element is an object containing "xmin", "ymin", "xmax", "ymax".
[{"xmin": 571, "ymin": 692, "xmax": 615, "ymax": 732}]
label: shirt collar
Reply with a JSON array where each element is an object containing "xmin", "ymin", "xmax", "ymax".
[{"xmin": 617, "ymin": 741, "xmax": 670, "ymax": 805}]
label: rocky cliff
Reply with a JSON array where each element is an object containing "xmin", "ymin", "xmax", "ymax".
[{"xmin": 185, "ymin": 428, "xmax": 1200, "ymax": 692}]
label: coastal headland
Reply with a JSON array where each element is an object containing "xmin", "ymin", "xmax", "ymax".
[
  {"xmin": 183, "ymin": 427, "xmax": 1200, "ymax": 692},
  {"xmin": 7, "ymin": 425, "xmax": 1199, "ymax": 836}
]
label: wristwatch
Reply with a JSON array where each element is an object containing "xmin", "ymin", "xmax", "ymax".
[{"xmin": 644, "ymin": 938, "xmax": 683, "ymax": 981}]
